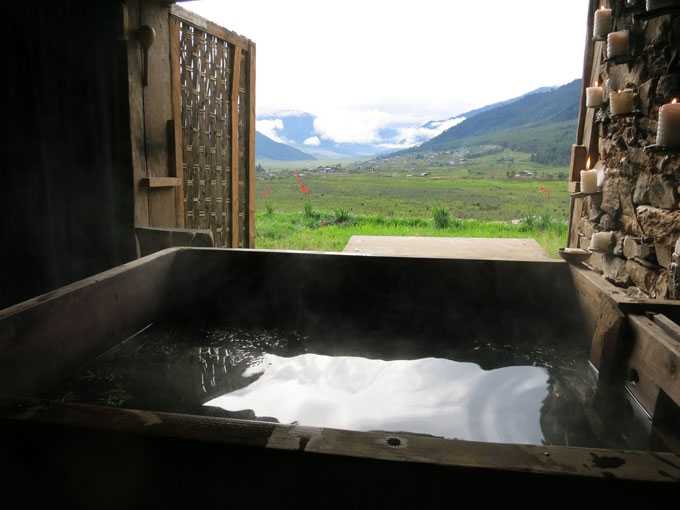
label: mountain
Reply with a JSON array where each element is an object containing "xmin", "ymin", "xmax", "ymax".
[
  {"xmin": 256, "ymin": 131, "xmax": 315, "ymax": 161},
  {"xmin": 403, "ymin": 80, "xmax": 581, "ymax": 165},
  {"xmin": 419, "ymin": 86, "xmax": 558, "ymax": 131}
]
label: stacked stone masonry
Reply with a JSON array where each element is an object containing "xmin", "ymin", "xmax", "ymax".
[{"xmin": 576, "ymin": 2, "xmax": 680, "ymax": 299}]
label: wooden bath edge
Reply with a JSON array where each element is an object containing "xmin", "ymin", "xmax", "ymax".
[{"xmin": 0, "ymin": 397, "xmax": 678, "ymax": 483}]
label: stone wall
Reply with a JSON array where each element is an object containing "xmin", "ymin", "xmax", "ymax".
[{"xmin": 575, "ymin": 2, "xmax": 680, "ymax": 300}]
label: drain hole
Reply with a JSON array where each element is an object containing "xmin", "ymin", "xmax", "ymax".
[
  {"xmin": 386, "ymin": 437, "xmax": 401, "ymax": 447},
  {"xmin": 628, "ymin": 368, "xmax": 639, "ymax": 384}
]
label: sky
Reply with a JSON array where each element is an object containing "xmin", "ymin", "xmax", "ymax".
[{"xmin": 185, "ymin": 0, "xmax": 589, "ymax": 145}]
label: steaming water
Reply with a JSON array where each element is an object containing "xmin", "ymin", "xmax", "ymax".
[
  {"xmin": 206, "ymin": 354, "xmax": 548, "ymax": 444},
  {"xmin": 49, "ymin": 322, "xmax": 656, "ymax": 449}
]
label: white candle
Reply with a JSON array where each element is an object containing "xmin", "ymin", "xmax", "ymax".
[
  {"xmin": 586, "ymin": 82, "xmax": 604, "ymax": 108},
  {"xmin": 589, "ymin": 232, "xmax": 614, "ymax": 252},
  {"xmin": 581, "ymin": 169, "xmax": 598, "ymax": 194},
  {"xmin": 607, "ymin": 31, "xmax": 630, "ymax": 59},
  {"xmin": 657, "ymin": 98, "xmax": 680, "ymax": 147},
  {"xmin": 610, "ymin": 89, "xmax": 636, "ymax": 115},
  {"xmin": 593, "ymin": 8, "xmax": 613, "ymax": 40},
  {"xmin": 646, "ymin": 0, "xmax": 678, "ymax": 11}
]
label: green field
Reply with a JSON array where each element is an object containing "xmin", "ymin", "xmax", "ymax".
[{"xmin": 256, "ymin": 150, "xmax": 570, "ymax": 257}]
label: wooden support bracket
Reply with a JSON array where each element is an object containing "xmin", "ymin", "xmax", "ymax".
[{"xmin": 140, "ymin": 177, "xmax": 182, "ymax": 188}]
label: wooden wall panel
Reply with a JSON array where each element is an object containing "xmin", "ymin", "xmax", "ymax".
[{"xmin": 1, "ymin": 1, "xmax": 136, "ymax": 309}]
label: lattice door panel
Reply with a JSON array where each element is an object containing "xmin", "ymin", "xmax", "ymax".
[{"xmin": 170, "ymin": 7, "xmax": 255, "ymax": 248}]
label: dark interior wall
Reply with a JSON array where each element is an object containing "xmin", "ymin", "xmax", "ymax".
[{"xmin": 1, "ymin": 1, "xmax": 136, "ymax": 308}]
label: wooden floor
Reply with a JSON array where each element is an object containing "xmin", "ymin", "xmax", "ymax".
[{"xmin": 343, "ymin": 236, "xmax": 553, "ymax": 261}]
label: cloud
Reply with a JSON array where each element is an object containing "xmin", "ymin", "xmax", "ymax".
[
  {"xmin": 303, "ymin": 136, "xmax": 321, "ymax": 146},
  {"xmin": 312, "ymin": 109, "xmax": 396, "ymax": 144},
  {"xmin": 185, "ymin": 0, "xmax": 587, "ymax": 123},
  {"xmin": 383, "ymin": 117, "xmax": 466, "ymax": 149},
  {"xmin": 256, "ymin": 119, "xmax": 285, "ymax": 142}
]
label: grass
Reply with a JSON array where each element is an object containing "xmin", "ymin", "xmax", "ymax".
[
  {"xmin": 255, "ymin": 149, "xmax": 570, "ymax": 258},
  {"xmin": 256, "ymin": 210, "xmax": 567, "ymax": 257}
]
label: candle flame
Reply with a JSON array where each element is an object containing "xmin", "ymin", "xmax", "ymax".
[
  {"xmin": 595, "ymin": 81, "xmax": 599, "ymax": 87},
  {"xmin": 673, "ymin": 98, "xmax": 678, "ymax": 104},
  {"xmin": 586, "ymin": 157, "xmax": 591, "ymax": 170}
]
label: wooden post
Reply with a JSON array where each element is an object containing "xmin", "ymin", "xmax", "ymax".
[
  {"xmin": 169, "ymin": 15, "xmax": 185, "ymax": 227},
  {"xmin": 568, "ymin": 0, "xmax": 600, "ymax": 248},
  {"xmin": 230, "ymin": 47, "xmax": 242, "ymax": 248},
  {"xmin": 247, "ymin": 43, "xmax": 256, "ymax": 248},
  {"xmin": 569, "ymin": 145, "xmax": 588, "ymax": 183}
]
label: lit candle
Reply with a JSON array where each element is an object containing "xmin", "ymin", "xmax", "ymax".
[
  {"xmin": 610, "ymin": 89, "xmax": 636, "ymax": 115},
  {"xmin": 646, "ymin": 0, "xmax": 678, "ymax": 11},
  {"xmin": 657, "ymin": 98, "xmax": 680, "ymax": 148},
  {"xmin": 607, "ymin": 31, "xmax": 630, "ymax": 59},
  {"xmin": 593, "ymin": 8, "xmax": 613, "ymax": 40},
  {"xmin": 589, "ymin": 232, "xmax": 614, "ymax": 252},
  {"xmin": 586, "ymin": 81, "xmax": 604, "ymax": 108},
  {"xmin": 580, "ymin": 157, "xmax": 598, "ymax": 193}
]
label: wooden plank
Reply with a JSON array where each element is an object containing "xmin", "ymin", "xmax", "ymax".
[
  {"xmin": 135, "ymin": 226, "xmax": 214, "ymax": 256},
  {"xmin": 590, "ymin": 297, "xmax": 626, "ymax": 381},
  {"xmin": 1, "ymin": 397, "xmax": 678, "ymax": 483},
  {"xmin": 569, "ymin": 0, "xmax": 601, "ymax": 247},
  {"xmin": 170, "ymin": 4, "xmax": 253, "ymax": 50},
  {"xmin": 169, "ymin": 15, "xmax": 185, "ymax": 227},
  {"xmin": 576, "ymin": 0, "xmax": 599, "ymax": 145},
  {"xmin": 0, "ymin": 249, "xmax": 182, "ymax": 396},
  {"xmin": 143, "ymin": 0, "xmax": 176, "ymax": 228},
  {"xmin": 126, "ymin": 0, "xmax": 150, "ymax": 227},
  {"xmin": 230, "ymin": 47, "xmax": 242, "ymax": 248},
  {"xmin": 140, "ymin": 177, "xmax": 181, "ymax": 188},
  {"xmin": 628, "ymin": 314, "xmax": 680, "ymax": 406},
  {"xmin": 247, "ymin": 43, "xmax": 256, "ymax": 248},
  {"xmin": 569, "ymin": 145, "xmax": 588, "ymax": 182}
]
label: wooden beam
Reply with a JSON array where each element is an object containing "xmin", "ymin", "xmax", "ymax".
[
  {"xmin": 627, "ymin": 314, "xmax": 680, "ymax": 407},
  {"xmin": 170, "ymin": 4, "xmax": 252, "ymax": 50},
  {"xmin": 142, "ymin": 0, "xmax": 176, "ymax": 228},
  {"xmin": 230, "ymin": 47, "xmax": 242, "ymax": 248},
  {"xmin": 140, "ymin": 177, "xmax": 181, "ymax": 188},
  {"xmin": 169, "ymin": 15, "xmax": 185, "ymax": 227},
  {"xmin": 247, "ymin": 43, "xmax": 256, "ymax": 248},
  {"xmin": 126, "ymin": 0, "xmax": 150, "ymax": 227}
]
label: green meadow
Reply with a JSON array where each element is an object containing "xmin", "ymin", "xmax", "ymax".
[{"xmin": 256, "ymin": 150, "xmax": 570, "ymax": 257}]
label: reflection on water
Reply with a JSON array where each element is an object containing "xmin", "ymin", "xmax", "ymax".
[
  {"xmin": 206, "ymin": 354, "xmax": 548, "ymax": 444},
  {"xmin": 48, "ymin": 321, "xmax": 658, "ymax": 450}
]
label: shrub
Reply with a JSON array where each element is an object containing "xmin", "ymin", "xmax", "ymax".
[
  {"xmin": 432, "ymin": 207, "xmax": 451, "ymax": 229},
  {"xmin": 303, "ymin": 202, "xmax": 316, "ymax": 219},
  {"xmin": 265, "ymin": 203, "xmax": 274, "ymax": 216},
  {"xmin": 333, "ymin": 208, "xmax": 352, "ymax": 224}
]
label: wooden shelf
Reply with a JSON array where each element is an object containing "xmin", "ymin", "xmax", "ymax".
[
  {"xmin": 610, "ymin": 111, "xmax": 644, "ymax": 119},
  {"xmin": 644, "ymin": 144, "xmax": 680, "ymax": 154},
  {"xmin": 140, "ymin": 177, "xmax": 182, "ymax": 188},
  {"xmin": 571, "ymin": 191, "xmax": 602, "ymax": 199},
  {"xmin": 604, "ymin": 56, "xmax": 635, "ymax": 65}
]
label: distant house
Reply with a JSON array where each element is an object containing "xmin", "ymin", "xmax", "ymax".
[
  {"xmin": 514, "ymin": 170, "xmax": 535, "ymax": 178},
  {"xmin": 420, "ymin": 172, "xmax": 430, "ymax": 177}
]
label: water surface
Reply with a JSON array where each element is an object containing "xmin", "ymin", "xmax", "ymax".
[{"xmin": 49, "ymin": 321, "xmax": 656, "ymax": 449}]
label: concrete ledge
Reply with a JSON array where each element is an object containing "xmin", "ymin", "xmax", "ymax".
[{"xmin": 343, "ymin": 236, "xmax": 553, "ymax": 262}]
